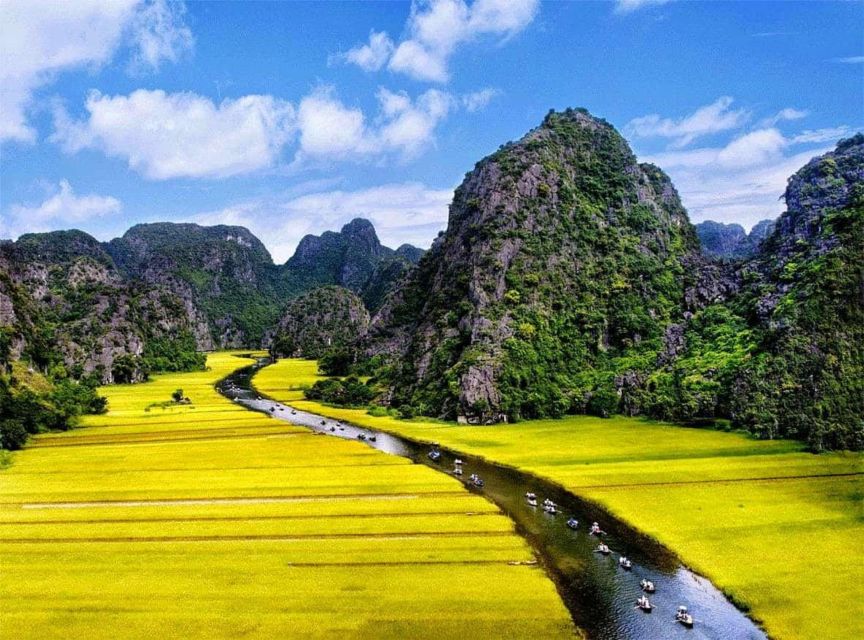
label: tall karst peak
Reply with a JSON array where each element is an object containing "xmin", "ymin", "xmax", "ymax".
[{"xmin": 365, "ymin": 107, "xmax": 700, "ymax": 422}]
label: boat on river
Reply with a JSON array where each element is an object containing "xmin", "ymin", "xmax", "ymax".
[
  {"xmin": 676, "ymin": 606, "xmax": 694, "ymax": 627},
  {"xmin": 636, "ymin": 596, "xmax": 653, "ymax": 612},
  {"xmin": 619, "ymin": 556, "xmax": 632, "ymax": 570},
  {"xmin": 357, "ymin": 433, "xmax": 366, "ymax": 440},
  {"xmin": 368, "ymin": 434, "xmax": 377, "ymax": 442},
  {"xmin": 589, "ymin": 522, "xmax": 606, "ymax": 535},
  {"xmin": 526, "ymin": 492, "xmax": 538, "ymax": 507},
  {"xmin": 469, "ymin": 473, "xmax": 484, "ymax": 487},
  {"xmin": 566, "ymin": 517, "xmax": 579, "ymax": 530},
  {"xmin": 641, "ymin": 579, "xmax": 656, "ymax": 593},
  {"xmin": 596, "ymin": 543, "xmax": 611, "ymax": 555}
]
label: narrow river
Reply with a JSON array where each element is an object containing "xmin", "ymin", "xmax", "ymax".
[{"xmin": 218, "ymin": 359, "xmax": 767, "ymax": 640}]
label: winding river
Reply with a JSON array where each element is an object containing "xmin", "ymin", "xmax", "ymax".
[{"xmin": 218, "ymin": 358, "xmax": 767, "ymax": 640}]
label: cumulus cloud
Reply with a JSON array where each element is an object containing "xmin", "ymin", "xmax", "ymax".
[
  {"xmin": 0, "ymin": 0, "xmax": 192, "ymax": 144},
  {"xmin": 51, "ymin": 85, "xmax": 455, "ymax": 178},
  {"xmin": 627, "ymin": 96, "xmax": 750, "ymax": 148},
  {"xmin": 642, "ymin": 128, "xmax": 847, "ymax": 229},
  {"xmin": 2, "ymin": 180, "xmax": 121, "ymax": 238},
  {"xmin": 333, "ymin": 30, "xmax": 394, "ymax": 71},
  {"xmin": 462, "ymin": 87, "xmax": 501, "ymax": 112},
  {"xmin": 614, "ymin": 0, "xmax": 672, "ymax": 14},
  {"xmin": 193, "ymin": 182, "xmax": 454, "ymax": 262},
  {"xmin": 759, "ymin": 107, "xmax": 809, "ymax": 127},
  {"xmin": 338, "ymin": 0, "xmax": 539, "ymax": 83},
  {"xmin": 52, "ymin": 89, "xmax": 296, "ymax": 179},
  {"xmin": 295, "ymin": 86, "xmax": 453, "ymax": 163}
]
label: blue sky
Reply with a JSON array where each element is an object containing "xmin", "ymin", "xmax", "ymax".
[{"xmin": 1, "ymin": 0, "xmax": 861, "ymax": 262}]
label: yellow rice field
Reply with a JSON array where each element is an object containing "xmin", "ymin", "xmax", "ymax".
[
  {"xmin": 0, "ymin": 353, "xmax": 575, "ymax": 639},
  {"xmin": 256, "ymin": 358, "xmax": 864, "ymax": 640}
]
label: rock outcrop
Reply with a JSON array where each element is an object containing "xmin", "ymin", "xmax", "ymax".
[{"xmin": 270, "ymin": 286, "xmax": 370, "ymax": 359}]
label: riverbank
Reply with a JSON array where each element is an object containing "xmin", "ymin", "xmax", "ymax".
[
  {"xmin": 255, "ymin": 358, "xmax": 864, "ymax": 640},
  {"xmin": 0, "ymin": 352, "xmax": 575, "ymax": 639}
]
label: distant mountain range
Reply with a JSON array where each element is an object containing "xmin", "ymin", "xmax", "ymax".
[
  {"xmin": 1, "ymin": 218, "xmax": 422, "ymax": 382},
  {"xmin": 2, "ymin": 111, "xmax": 861, "ymax": 450}
]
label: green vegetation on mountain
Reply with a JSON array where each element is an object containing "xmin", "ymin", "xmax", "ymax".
[
  {"xmin": 361, "ymin": 112, "xmax": 862, "ymax": 450},
  {"xmin": 366, "ymin": 108, "xmax": 700, "ymax": 423},
  {"xmin": 270, "ymin": 286, "xmax": 370, "ymax": 359}
]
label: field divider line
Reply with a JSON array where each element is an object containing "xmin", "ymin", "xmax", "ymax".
[
  {"xmin": 0, "ymin": 531, "xmax": 516, "ymax": 544},
  {"xmin": 572, "ymin": 471, "xmax": 864, "ymax": 490},
  {"xmin": 0, "ymin": 511, "xmax": 495, "ymax": 525},
  {"xmin": 10, "ymin": 491, "xmax": 470, "ymax": 509},
  {"xmin": 29, "ymin": 432, "xmax": 302, "ymax": 449}
]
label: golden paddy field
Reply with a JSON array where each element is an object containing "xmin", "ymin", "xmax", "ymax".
[
  {"xmin": 256, "ymin": 358, "xmax": 864, "ymax": 640},
  {"xmin": 0, "ymin": 353, "xmax": 575, "ymax": 639}
]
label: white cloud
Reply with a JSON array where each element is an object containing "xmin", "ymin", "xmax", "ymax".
[
  {"xmin": 193, "ymin": 182, "xmax": 454, "ymax": 262},
  {"xmin": 0, "ymin": 0, "xmax": 192, "ymax": 144},
  {"xmin": 831, "ymin": 56, "xmax": 864, "ymax": 64},
  {"xmin": 128, "ymin": 0, "xmax": 194, "ymax": 72},
  {"xmin": 334, "ymin": 30, "xmax": 394, "ymax": 71},
  {"xmin": 642, "ymin": 127, "xmax": 847, "ymax": 230},
  {"xmin": 759, "ymin": 107, "xmax": 809, "ymax": 127},
  {"xmin": 615, "ymin": 0, "xmax": 672, "ymax": 15},
  {"xmin": 791, "ymin": 126, "xmax": 853, "ymax": 144},
  {"xmin": 627, "ymin": 96, "xmax": 750, "ymax": 148},
  {"xmin": 295, "ymin": 86, "xmax": 453, "ymax": 163},
  {"xmin": 52, "ymin": 89, "xmax": 296, "ymax": 179},
  {"xmin": 462, "ymin": 87, "xmax": 500, "ymax": 112},
  {"xmin": 339, "ymin": 0, "xmax": 539, "ymax": 83},
  {"xmin": 2, "ymin": 180, "xmax": 121, "ymax": 238}
]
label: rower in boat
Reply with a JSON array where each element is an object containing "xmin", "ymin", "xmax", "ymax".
[
  {"xmin": 270, "ymin": 407, "xmax": 275, "ymax": 412},
  {"xmin": 291, "ymin": 409, "xmax": 297, "ymax": 415},
  {"xmin": 453, "ymin": 465, "xmax": 463, "ymax": 475},
  {"xmin": 357, "ymin": 433, "xmax": 366, "ymax": 440},
  {"xmin": 595, "ymin": 543, "xmax": 611, "ymax": 555},
  {"xmin": 427, "ymin": 448, "xmax": 441, "ymax": 462},
  {"xmin": 618, "ymin": 556, "xmax": 632, "ymax": 570},
  {"xmin": 330, "ymin": 426, "xmax": 336, "ymax": 432},
  {"xmin": 589, "ymin": 522, "xmax": 606, "ymax": 536},
  {"xmin": 566, "ymin": 517, "xmax": 578, "ymax": 530},
  {"xmin": 368, "ymin": 434, "xmax": 377, "ymax": 442},
  {"xmin": 636, "ymin": 595, "xmax": 652, "ymax": 612},
  {"xmin": 525, "ymin": 492, "xmax": 538, "ymax": 507},
  {"xmin": 320, "ymin": 420, "xmax": 326, "ymax": 426},
  {"xmin": 469, "ymin": 474, "xmax": 484, "ymax": 488},
  {"xmin": 640, "ymin": 579, "xmax": 656, "ymax": 593},
  {"xmin": 675, "ymin": 606, "xmax": 694, "ymax": 627},
  {"xmin": 544, "ymin": 500, "xmax": 557, "ymax": 515}
]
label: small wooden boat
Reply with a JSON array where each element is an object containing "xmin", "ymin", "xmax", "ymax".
[
  {"xmin": 454, "ymin": 459, "xmax": 463, "ymax": 466},
  {"xmin": 595, "ymin": 543, "xmax": 611, "ymax": 555},
  {"xmin": 357, "ymin": 433, "xmax": 366, "ymax": 440},
  {"xmin": 618, "ymin": 556, "xmax": 632, "ymax": 570},
  {"xmin": 543, "ymin": 500, "xmax": 557, "ymax": 515},
  {"xmin": 675, "ymin": 606, "xmax": 694, "ymax": 627},
  {"xmin": 291, "ymin": 409, "xmax": 296, "ymax": 415},
  {"xmin": 330, "ymin": 426, "xmax": 335, "ymax": 432},
  {"xmin": 427, "ymin": 449, "xmax": 441, "ymax": 462},
  {"xmin": 566, "ymin": 518, "xmax": 578, "ymax": 530},
  {"xmin": 453, "ymin": 466, "xmax": 463, "ymax": 476},
  {"xmin": 368, "ymin": 434, "xmax": 377, "ymax": 442},
  {"xmin": 589, "ymin": 522, "xmax": 606, "ymax": 536},
  {"xmin": 469, "ymin": 474, "xmax": 484, "ymax": 488},
  {"xmin": 636, "ymin": 596, "xmax": 652, "ymax": 612},
  {"xmin": 269, "ymin": 407, "xmax": 275, "ymax": 412},
  {"xmin": 320, "ymin": 420, "xmax": 326, "ymax": 426},
  {"xmin": 640, "ymin": 579, "xmax": 656, "ymax": 593}
]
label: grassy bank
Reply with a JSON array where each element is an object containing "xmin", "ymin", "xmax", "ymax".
[
  {"xmin": 0, "ymin": 352, "xmax": 574, "ymax": 639},
  {"xmin": 255, "ymin": 358, "xmax": 864, "ymax": 640}
]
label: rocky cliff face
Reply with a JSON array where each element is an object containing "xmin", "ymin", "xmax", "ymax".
[
  {"xmin": 286, "ymin": 218, "xmax": 424, "ymax": 311},
  {"xmin": 367, "ymin": 108, "xmax": 700, "ymax": 421},
  {"xmin": 0, "ymin": 230, "xmax": 206, "ymax": 382},
  {"xmin": 107, "ymin": 222, "xmax": 294, "ymax": 347},
  {"xmin": 270, "ymin": 286, "xmax": 370, "ymax": 359},
  {"xmin": 695, "ymin": 219, "xmax": 776, "ymax": 259}
]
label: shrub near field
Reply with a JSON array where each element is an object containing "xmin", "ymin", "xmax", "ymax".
[
  {"xmin": 256, "ymin": 358, "xmax": 864, "ymax": 640},
  {"xmin": 0, "ymin": 352, "xmax": 575, "ymax": 640}
]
